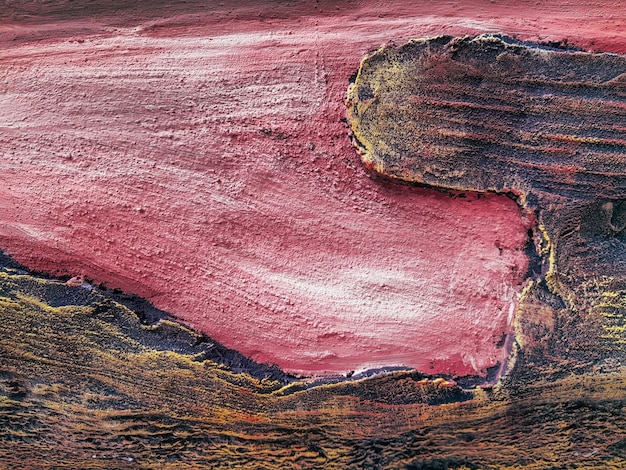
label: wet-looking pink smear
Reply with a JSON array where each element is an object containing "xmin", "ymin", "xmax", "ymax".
[{"xmin": 0, "ymin": 24, "xmax": 530, "ymax": 378}]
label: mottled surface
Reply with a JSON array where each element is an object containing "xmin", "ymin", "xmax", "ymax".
[
  {"xmin": 348, "ymin": 35, "xmax": 626, "ymax": 200},
  {"xmin": 2, "ymin": 267, "xmax": 626, "ymax": 469}
]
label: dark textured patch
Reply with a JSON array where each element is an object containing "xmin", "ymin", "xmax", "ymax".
[{"xmin": 348, "ymin": 34, "xmax": 626, "ymax": 200}]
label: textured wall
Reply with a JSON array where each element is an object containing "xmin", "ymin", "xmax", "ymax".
[{"xmin": 0, "ymin": 1, "xmax": 624, "ymax": 377}]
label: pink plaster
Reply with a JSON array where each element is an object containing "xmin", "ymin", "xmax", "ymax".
[{"xmin": 5, "ymin": 0, "xmax": 615, "ymax": 376}]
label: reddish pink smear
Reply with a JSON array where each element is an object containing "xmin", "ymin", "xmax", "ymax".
[{"xmin": 2, "ymin": 0, "xmax": 620, "ymax": 376}]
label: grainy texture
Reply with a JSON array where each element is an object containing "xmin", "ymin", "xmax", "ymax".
[
  {"xmin": 348, "ymin": 34, "xmax": 626, "ymax": 200},
  {"xmin": 2, "ymin": 267, "xmax": 626, "ymax": 469}
]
